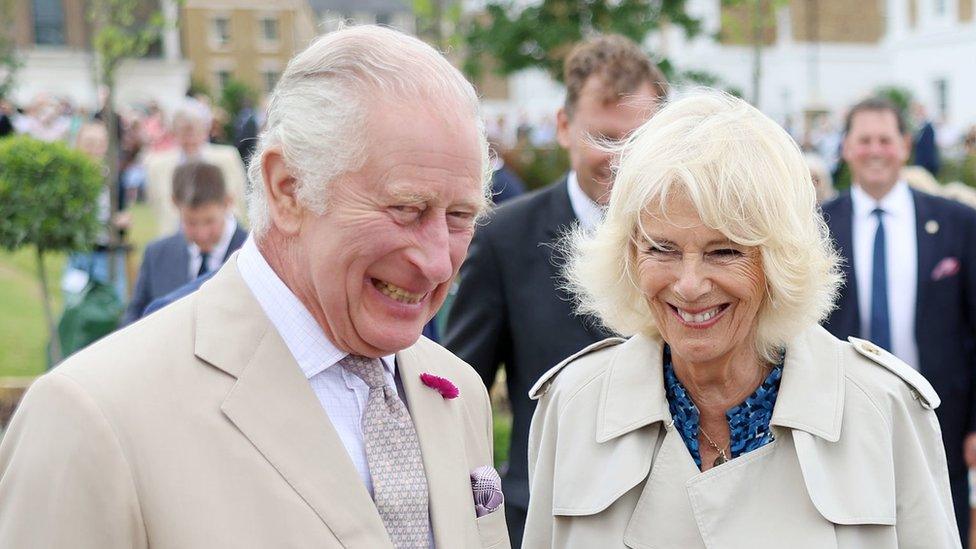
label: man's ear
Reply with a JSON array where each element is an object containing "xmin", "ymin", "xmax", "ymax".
[
  {"xmin": 261, "ymin": 147, "xmax": 302, "ymax": 235},
  {"xmin": 556, "ymin": 107, "xmax": 573, "ymax": 149}
]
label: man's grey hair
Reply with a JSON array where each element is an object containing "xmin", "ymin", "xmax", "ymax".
[
  {"xmin": 247, "ymin": 25, "xmax": 490, "ymax": 238},
  {"xmin": 170, "ymin": 99, "xmax": 212, "ymax": 130}
]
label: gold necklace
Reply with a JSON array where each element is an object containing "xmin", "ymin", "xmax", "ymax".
[{"xmin": 699, "ymin": 426, "xmax": 729, "ymax": 466}]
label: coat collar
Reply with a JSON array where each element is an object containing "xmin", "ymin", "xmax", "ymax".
[
  {"xmin": 596, "ymin": 325, "xmax": 845, "ymax": 444},
  {"xmin": 193, "ymin": 259, "xmax": 477, "ymax": 548}
]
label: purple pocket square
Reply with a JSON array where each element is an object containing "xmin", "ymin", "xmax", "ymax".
[
  {"xmin": 932, "ymin": 257, "xmax": 961, "ymax": 281},
  {"xmin": 470, "ymin": 465, "xmax": 504, "ymax": 517}
]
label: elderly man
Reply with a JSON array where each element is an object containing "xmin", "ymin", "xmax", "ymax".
[
  {"xmin": 144, "ymin": 102, "xmax": 248, "ymax": 236},
  {"xmin": 444, "ymin": 34, "xmax": 668, "ymax": 546},
  {"xmin": 0, "ymin": 26, "xmax": 508, "ymax": 549}
]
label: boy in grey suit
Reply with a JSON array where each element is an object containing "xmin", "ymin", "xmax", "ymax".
[{"xmin": 123, "ymin": 161, "xmax": 246, "ymax": 324}]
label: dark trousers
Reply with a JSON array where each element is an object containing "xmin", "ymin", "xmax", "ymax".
[{"xmin": 506, "ymin": 503, "xmax": 527, "ymax": 549}]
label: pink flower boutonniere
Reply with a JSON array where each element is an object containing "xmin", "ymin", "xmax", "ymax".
[{"xmin": 420, "ymin": 373, "xmax": 459, "ymax": 399}]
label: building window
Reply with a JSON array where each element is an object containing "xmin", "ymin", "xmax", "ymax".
[
  {"xmin": 934, "ymin": 0, "xmax": 947, "ymax": 16},
  {"xmin": 32, "ymin": 0, "xmax": 65, "ymax": 45},
  {"xmin": 263, "ymin": 70, "xmax": 280, "ymax": 93},
  {"xmin": 376, "ymin": 12, "xmax": 391, "ymax": 25},
  {"xmin": 261, "ymin": 17, "xmax": 279, "ymax": 42},
  {"xmin": 935, "ymin": 78, "xmax": 949, "ymax": 119},
  {"xmin": 213, "ymin": 17, "xmax": 231, "ymax": 46},
  {"xmin": 215, "ymin": 70, "xmax": 232, "ymax": 91}
]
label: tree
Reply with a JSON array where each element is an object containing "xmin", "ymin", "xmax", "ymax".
[
  {"xmin": 218, "ymin": 78, "xmax": 258, "ymax": 141},
  {"xmin": 0, "ymin": 0, "xmax": 22, "ymax": 97},
  {"xmin": 874, "ymin": 85, "xmax": 914, "ymax": 120},
  {"xmin": 463, "ymin": 0, "xmax": 702, "ymax": 83},
  {"xmin": 88, "ymin": 0, "xmax": 172, "ymax": 279},
  {"xmin": 719, "ymin": 0, "xmax": 789, "ymax": 106},
  {"xmin": 414, "ymin": 0, "xmax": 464, "ymax": 51},
  {"xmin": 0, "ymin": 137, "xmax": 104, "ymax": 363}
]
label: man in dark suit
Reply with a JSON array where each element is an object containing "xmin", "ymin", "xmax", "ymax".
[
  {"xmin": 444, "ymin": 35, "xmax": 668, "ymax": 547},
  {"xmin": 822, "ymin": 97, "xmax": 976, "ymax": 545},
  {"xmin": 123, "ymin": 161, "xmax": 246, "ymax": 324}
]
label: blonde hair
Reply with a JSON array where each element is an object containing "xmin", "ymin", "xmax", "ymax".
[
  {"xmin": 247, "ymin": 25, "xmax": 491, "ymax": 238},
  {"xmin": 566, "ymin": 90, "xmax": 841, "ymax": 362}
]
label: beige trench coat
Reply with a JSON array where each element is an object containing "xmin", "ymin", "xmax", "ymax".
[{"xmin": 524, "ymin": 325, "xmax": 960, "ymax": 549}]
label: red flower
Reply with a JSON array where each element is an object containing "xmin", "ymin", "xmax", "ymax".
[{"xmin": 420, "ymin": 373, "xmax": 459, "ymax": 399}]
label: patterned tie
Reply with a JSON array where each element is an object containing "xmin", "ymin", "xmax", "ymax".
[
  {"xmin": 870, "ymin": 208, "xmax": 892, "ymax": 351},
  {"xmin": 338, "ymin": 354, "xmax": 431, "ymax": 548}
]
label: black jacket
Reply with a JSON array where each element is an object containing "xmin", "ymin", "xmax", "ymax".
[{"xmin": 444, "ymin": 176, "xmax": 612, "ymax": 508}]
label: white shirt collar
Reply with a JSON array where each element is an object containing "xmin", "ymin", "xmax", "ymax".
[
  {"xmin": 851, "ymin": 180, "xmax": 913, "ymax": 221},
  {"xmin": 566, "ymin": 171, "xmax": 605, "ymax": 231},
  {"xmin": 236, "ymin": 236, "xmax": 396, "ymax": 380}
]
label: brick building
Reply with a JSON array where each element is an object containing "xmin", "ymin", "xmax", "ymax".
[
  {"xmin": 180, "ymin": 0, "xmax": 316, "ymax": 97},
  {"xmin": 3, "ymin": 0, "xmax": 189, "ymax": 111}
]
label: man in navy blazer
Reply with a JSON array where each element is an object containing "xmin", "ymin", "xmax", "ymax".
[
  {"xmin": 444, "ymin": 35, "xmax": 668, "ymax": 547},
  {"xmin": 821, "ymin": 97, "xmax": 976, "ymax": 544},
  {"xmin": 123, "ymin": 161, "xmax": 247, "ymax": 325}
]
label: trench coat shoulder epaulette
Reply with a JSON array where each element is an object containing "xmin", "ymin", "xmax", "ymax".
[
  {"xmin": 847, "ymin": 336, "xmax": 940, "ymax": 410},
  {"xmin": 528, "ymin": 337, "xmax": 627, "ymax": 400}
]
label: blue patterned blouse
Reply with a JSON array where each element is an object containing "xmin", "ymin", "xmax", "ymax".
[{"xmin": 663, "ymin": 345, "xmax": 783, "ymax": 469}]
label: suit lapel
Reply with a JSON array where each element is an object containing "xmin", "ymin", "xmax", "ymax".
[
  {"xmin": 195, "ymin": 261, "xmax": 391, "ymax": 548},
  {"xmin": 397, "ymin": 345, "xmax": 477, "ymax": 547},
  {"xmin": 222, "ymin": 226, "xmax": 248, "ymax": 263},
  {"xmin": 912, "ymin": 190, "xmax": 940, "ymax": 333},
  {"xmin": 170, "ymin": 235, "xmax": 192, "ymax": 288},
  {"xmin": 542, "ymin": 176, "xmax": 613, "ymax": 341},
  {"xmin": 826, "ymin": 194, "xmax": 861, "ymax": 336}
]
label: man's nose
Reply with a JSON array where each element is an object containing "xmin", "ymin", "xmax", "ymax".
[
  {"xmin": 672, "ymin": 256, "xmax": 711, "ymax": 302},
  {"xmin": 413, "ymin": 218, "xmax": 453, "ymax": 284}
]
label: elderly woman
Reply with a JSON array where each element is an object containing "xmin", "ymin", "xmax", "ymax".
[{"xmin": 522, "ymin": 92, "xmax": 959, "ymax": 548}]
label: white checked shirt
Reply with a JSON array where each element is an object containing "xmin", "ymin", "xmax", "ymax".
[
  {"xmin": 237, "ymin": 236, "xmax": 397, "ymax": 496},
  {"xmin": 850, "ymin": 181, "xmax": 920, "ymax": 370}
]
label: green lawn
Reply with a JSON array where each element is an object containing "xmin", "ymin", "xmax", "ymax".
[{"xmin": 0, "ymin": 205, "xmax": 156, "ymax": 377}]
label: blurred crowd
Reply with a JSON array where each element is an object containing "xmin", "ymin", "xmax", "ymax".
[{"xmin": 3, "ymin": 87, "xmax": 976, "ymax": 346}]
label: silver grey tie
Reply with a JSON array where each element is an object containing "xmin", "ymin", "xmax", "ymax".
[{"xmin": 339, "ymin": 354, "xmax": 431, "ymax": 548}]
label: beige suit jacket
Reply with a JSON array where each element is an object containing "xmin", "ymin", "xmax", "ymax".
[
  {"xmin": 144, "ymin": 144, "xmax": 249, "ymax": 236},
  {"xmin": 0, "ymin": 259, "xmax": 509, "ymax": 549},
  {"xmin": 524, "ymin": 325, "xmax": 960, "ymax": 549}
]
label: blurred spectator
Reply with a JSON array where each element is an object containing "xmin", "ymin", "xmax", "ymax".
[
  {"xmin": 123, "ymin": 161, "xmax": 246, "ymax": 325},
  {"xmin": 530, "ymin": 116, "xmax": 556, "ymax": 146},
  {"xmin": 911, "ymin": 102, "xmax": 940, "ymax": 176},
  {"xmin": 943, "ymin": 181, "xmax": 976, "ymax": 210},
  {"xmin": 119, "ymin": 109, "xmax": 148, "ymax": 208},
  {"xmin": 903, "ymin": 164, "xmax": 943, "ymax": 195},
  {"xmin": 61, "ymin": 121, "xmax": 130, "ymax": 300},
  {"xmin": 804, "ymin": 152, "xmax": 836, "ymax": 203},
  {"xmin": 232, "ymin": 98, "xmax": 259, "ymax": 166},
  {"xmin": 0, "ymin": 97, "xmax": 13, "ymax": 138},
  {"xmin": 936, "ymin": 116, "xmax": 963, "ymax": 159},
  {"xmin": 144, "ymin": 102, "xmax": 248, "ymax": 236},
  {"xmin": 141, "ymin": 100, "xmax": 174, "ymax": 152},
  {"xmin": 807, "ymin": 114, "xmax": 843, "ymax": 175},
  {"xmin": 489, "ymin": 141, "xmax": 526, "ymax": 204},
  {"xmin": 15, "ymin": 94, "xmax": 70, "ymax": 142}
]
